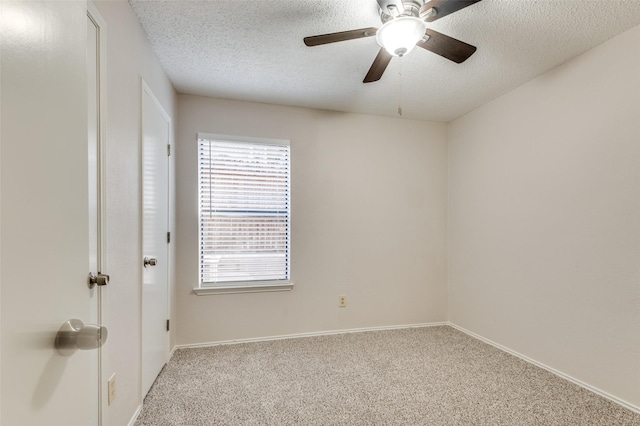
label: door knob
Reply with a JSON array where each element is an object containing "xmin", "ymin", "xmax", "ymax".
[
  {"xmin": 55, "ymin": 319, "xmax": 108, "ymax": 356},
  {"xmin": 88, "ymin": 272, "xmax": 109, "ymax": 289},
  {"xmin": 143, "ymin": 257, "xmax": 157, "ymax": 268}
]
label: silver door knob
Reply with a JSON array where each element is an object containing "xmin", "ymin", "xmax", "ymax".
[
  {"xmin": 55, "ymin": 319, "xmax": 108, "ymax": 356},
  {"xmin": 88, "ymin": 272, "xmax": 109, "ymax": 289},
  {"xmin": 143, "ymin": 257, "xmax": 157, "ymax": 267}
]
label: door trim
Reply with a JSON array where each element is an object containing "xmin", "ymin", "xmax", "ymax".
[{"xmin": 87, "ymin": 3, "xmax": 109, "ymax": 425}]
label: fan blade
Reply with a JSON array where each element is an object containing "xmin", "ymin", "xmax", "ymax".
[
  {"xmin": 363, "ymin": 48, "xmax": 393, "ymax": 83},
  {"xmin": 420, "ymin": 0, "xmax": 482, "ymax": 22},
  {"xmin": 417, "ymin": 29, "xmax": 477, "ymax": 63},
  {"xmin": 304, "ymin": 27, "xmax": 378, "ymax": 47}
]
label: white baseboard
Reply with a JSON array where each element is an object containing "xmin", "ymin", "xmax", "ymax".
[
  {"xmin": 448, "ymin": 322, "xmax": 640, "ymax": 415},
  {"xmin": 169, "ymin": 344, "xmax": 178, "ymax": 359},
  {"xmin": 173, "ymin": 322, "xmax": 448, "ymax": 351},
  {"xmin": 127, "ymin": 404, "xmax": 142, "ymax": 426}
]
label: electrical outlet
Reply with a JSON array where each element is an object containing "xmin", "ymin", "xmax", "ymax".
[
  {"xmin": 108, "ymin": 373, "xmax": 116, "ymax": 405},
  {"xmin": 339, "ymin": 295, "xmax": 347, "ymax": 307}
]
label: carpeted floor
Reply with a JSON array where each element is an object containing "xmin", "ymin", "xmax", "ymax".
[{"xmin": 134, "ymin": 326, "xmax": 640, "ymax": 425}]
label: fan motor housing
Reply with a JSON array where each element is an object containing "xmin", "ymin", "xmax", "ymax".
[{"xmin": 380, "ymin": 0, "xmax": 424, "ymax": 23}]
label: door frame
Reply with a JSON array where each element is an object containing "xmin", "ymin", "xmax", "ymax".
[
  {"xmin": 87, "ymin": 3, "xmax": 109, "ymax": 425},
  {"xmin": 139, "ymin": 78, "xmax": 171, "ymax": 401}
]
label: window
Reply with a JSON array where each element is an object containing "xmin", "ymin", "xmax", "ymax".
[{"xmin": 195, "ymin": 133, "xmax": 291, "ymax": 295}]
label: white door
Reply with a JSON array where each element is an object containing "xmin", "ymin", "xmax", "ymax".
[
  {"xmin": 141, "ymin": 80, "xmax": 170, "ymax": 397},
  {"xmin": 1, "ymin": 1, "xmax": 100, "ymax": 425}
]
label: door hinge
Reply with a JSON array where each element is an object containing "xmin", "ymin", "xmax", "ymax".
[
  {"xmin": 167, "ymin": 231, "xmax": 171, "ymax": 243},
  {"xmin": 167, "ymin": 144, "xmax": 171, "ymax": 156},
  {"xmin": 166, "ymin": 319, "xmax": 170, "ymax": 331}
]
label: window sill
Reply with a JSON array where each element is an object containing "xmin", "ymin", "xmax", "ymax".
[{"xmin": 193, "ymin": 282, "xmax": 294, "ymax": 295}]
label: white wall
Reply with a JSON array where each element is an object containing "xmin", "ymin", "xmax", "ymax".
[
  {"xmin": 448, "ymin": 24, "xmax": 640, "ymax": 408},
  {"xmin": 176, "ymin": 95, "xmax": 448, "ymax": 345},
  {"xmin": 92, "ymin": 2, "xmax": 177, "ymax": 425}
]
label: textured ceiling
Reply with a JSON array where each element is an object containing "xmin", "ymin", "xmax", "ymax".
[{"xmin": 129, "ymin": 0, "xmax": 640, "ymax": 122}]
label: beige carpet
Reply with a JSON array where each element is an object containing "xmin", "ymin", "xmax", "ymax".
[{"xmin": 135, "ymin": 326, "xmax": 640, "ymax": 425}]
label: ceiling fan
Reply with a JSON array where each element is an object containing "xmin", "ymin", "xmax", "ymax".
[{"xmin": 304, "ymin": 0, "xmax": 482, "ymax": 83}]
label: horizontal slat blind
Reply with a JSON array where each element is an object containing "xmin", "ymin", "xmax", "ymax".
[{"xmin": 198, "ymin": 137, "xmax": 290, "ymax": 285}]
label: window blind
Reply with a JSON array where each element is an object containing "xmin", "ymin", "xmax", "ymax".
[{"xmin": 198, "ymin": 136, "xmax": 290, "ymax": 286}]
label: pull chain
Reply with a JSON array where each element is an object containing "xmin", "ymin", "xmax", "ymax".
[{"xmin": 397, "ymin": 59, "xmax": 403, "ymax": 116}]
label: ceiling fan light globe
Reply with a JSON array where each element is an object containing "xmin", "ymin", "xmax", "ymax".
[{"xmin": 375, "ymin": 16, "xmax": 427, "ymax": 57}]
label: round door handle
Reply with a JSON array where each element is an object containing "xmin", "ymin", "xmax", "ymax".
[
  {"xmin": 55, "ymin": 319, "xmax": 108, "ymax": 356},
  {"xmin": 143, "ymin": 257, "xmax": 158, "ymax": 268}
]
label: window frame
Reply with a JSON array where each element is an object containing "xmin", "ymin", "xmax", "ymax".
[{"xmin": 194, "ymin": 133, "xmax": 293, "ymax": 295}]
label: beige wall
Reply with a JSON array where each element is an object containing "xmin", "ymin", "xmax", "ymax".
[
  {"xmin": 448, "ymin": 24, "xmax": 640, "ymax": 408},
  {"xmin": 175, "ymin": 95, "xmax": 448, "ymax": 345},
  {"xmin": 92, "ymin": 2, "xmax": 177, "ymax": 426}
]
